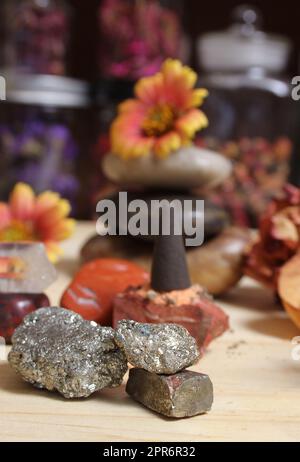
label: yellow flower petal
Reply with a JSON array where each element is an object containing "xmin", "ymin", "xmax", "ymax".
[
  {"xmin": 56, "ymin": 219, "xmax": 76, "ymax": 240},
  {"xmin": 45, "ymin": 241, "xmax": 64, "ymax": 264},
  {"xmin": 176, "ymin": 109, "xmax": 209, "ymax": 138},
  {"xmin": 35, "ymin": 191, "xmax": 72, "ymax": 222},
  {"xmin": 130, "ymin": 141, "xmax": 153, "ymax": 158},
  {"xmin": 162, "ymin": 59, "xmax": 197, "ymax": 89},
  {"xmin": 190, "ymin": 88, "xmax": 209, "ymax": 107},
  {"xmin": 0, "ymin": 220, "xmax": 34, "ymax": 242},
  {"xmin": 10, "ymin": 183, "xmax": 35, "ymax": 221},
  {"xmin": 154, "ymin": 132, "xmax": 182, "ymax": 158},
  {"xmin": 48, "ymin": 200, "xmax": 71, "ymax": 222},
  {"xmin": 35, "ymin": 191, "xmax": 61, "ymax": 216}
]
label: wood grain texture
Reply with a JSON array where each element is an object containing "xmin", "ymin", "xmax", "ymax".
[{"xmin": 0, "ymin": 222, "xmax": 300, "ymax": 442}]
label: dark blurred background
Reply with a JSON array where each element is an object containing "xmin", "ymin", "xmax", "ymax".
[{"xmin": 67, "ymin": 0, "xmax": 300, "ymax": 79}]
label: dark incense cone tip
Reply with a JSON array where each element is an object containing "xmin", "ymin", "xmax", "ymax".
[{"xmin": 151, "ymin": 234, "xmax": 191, "ymax": 293}]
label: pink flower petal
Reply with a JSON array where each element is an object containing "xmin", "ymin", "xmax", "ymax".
[{"xmin": 0, "ymin": 203, "xmax": 11, "ymax": 230}]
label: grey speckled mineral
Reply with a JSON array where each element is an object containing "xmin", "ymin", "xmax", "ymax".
[
  {"xmin": 8, "ymin": 308, "xmax": 128, "ymax": 399},
  {"xmin": 115, "ymin": 320, "xmax": 200, "ymax": 374},
  {"xmin": 126, "ymin": 369, "xmax": 213, "ymax": 418}
]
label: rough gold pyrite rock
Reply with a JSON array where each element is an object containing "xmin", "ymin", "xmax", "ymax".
[
  {"xmin": 9, "ymin": 308, "xmax": 128, "ymax": 399},
  {"xmin": 115, "ymin": 320, "xmax": 200, "ymax": 375},
  {"xmin": 126, "ymin": 369, "xmax": 214, "ymax": 418}
]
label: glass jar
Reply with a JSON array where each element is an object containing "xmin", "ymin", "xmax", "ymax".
[
  {"xmin": 196, "ymin": 5, "xmax": 297, "ymax": 227},
  {"xmin": 2, "ymin": 0, "xmax": 70, "ymax": 75},
  {"xmin": 0, "ymin": 74, "xmax": 89, "ymax": 216},
  {"xmin": 98, "ymin": 0, "xmax": 188, "ymax": 80}
]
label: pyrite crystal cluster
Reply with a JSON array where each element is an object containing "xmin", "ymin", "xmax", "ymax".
[
  {"xmin": 9, "ymin": 309, "xmax": 213, "ymax": 418},
  {"xmin": 0, "ymin": 243, "xmax": 56, "ymax": 342},
  {"xmin": 9, "ymin": 308, "xmax": 128, "ymax": 399},
  {"xmin": 127, "ymin": 369, "xmax": 213, "ymax": 419},
  {"xmin": 115, "ymin": 320, "xmax": 200, "ymax": 375},
  {"xmin": 115, "ymin": 320, "xmax": 213, "ymax": 418}
]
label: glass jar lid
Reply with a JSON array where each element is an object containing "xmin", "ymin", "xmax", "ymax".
[
  {"xmin": 197, "ymin": 5, "xmax": 291, "ymax": 73},
  {"xmin": 3, "ymin": 72, "xmax": 89, "ymax": 108}
]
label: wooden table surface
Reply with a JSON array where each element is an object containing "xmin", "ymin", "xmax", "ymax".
[{"xmin": 0, "ymin": 222, "xmax": 300, "ymax": 442}]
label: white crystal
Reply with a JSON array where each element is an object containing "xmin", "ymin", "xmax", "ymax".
[{"xmin": 0, "ymin": 243, "xmax": 57, "ymax": 294}]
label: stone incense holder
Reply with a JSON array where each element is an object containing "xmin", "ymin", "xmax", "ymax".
[{"xmin": 113, "ymin": 226, "xmax": 229, "ymax": 352}]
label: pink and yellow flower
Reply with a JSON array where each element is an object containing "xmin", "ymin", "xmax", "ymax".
[
  {"xmin": 110, "ymin": 59, "xmax": 209, "ymax": 159},
  {"xmin": 0, "ymin": 183, "xmax": 75, "ymax": 263}
]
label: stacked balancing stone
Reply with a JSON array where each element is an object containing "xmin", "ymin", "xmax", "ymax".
[
  {"xmin": 82, "ymin": 146, "xmax": 233, "ymax": 271},
  {"xmin": 9, "ymin": 308, "xmax": 213, "ymax": 419},
  {"xmin": 0, "ymin": 243, "xmax": 56, "ymax": 343}
]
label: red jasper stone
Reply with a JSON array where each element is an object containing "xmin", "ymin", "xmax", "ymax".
[
  {"xmin": 113, "ymin": 287, "xmax": 229, "ymax": 352},
  {"xmin": 0, "ymin": 293, "xmax": 50, "ymax": 343},
  {"xmin": 61, "ymin": 259, "xmax": 149, "ymax": 326}
]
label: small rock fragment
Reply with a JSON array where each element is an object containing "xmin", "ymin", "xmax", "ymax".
[
  {"xmin": 126, "ymin": 368, "xmax": 213, "ymax": 418},
  {"xmin": 115, "ymin": 320, "xmax": 200, "ymax": 374},
  {"xmin": 9, "ymin": 307, "xmax": 128, "ymax": 399},
  {"xmin": 188, "ymin": 227, "xmax": 254, "ymax": 295}
]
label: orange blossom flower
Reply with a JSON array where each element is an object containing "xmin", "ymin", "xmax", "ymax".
[
  {"xmin": 110, "ymin": 59, "xmax": 209, "ymax": 159},
  {"xmin": 0, "ymin": 183, "xmax": 75, "ymax": 263}
]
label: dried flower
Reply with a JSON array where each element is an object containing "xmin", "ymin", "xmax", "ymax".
[
  {"xmin": 244, "ymin": 184, "xmax": 300, "ymax": 289},
  {"xmin": 196, "ymin": 136, "xmax": 292, "ymax": 227},
  {"xmin": 9, "ymin": 1, "xmax": 68, "ymax": 75},
  {"xmin": 278, "ymin": 254, "xmax": 300, "ymax": 329},
  {"xmin": 99, "ymin": 0, "xmax": 182, "ymax": 80}
]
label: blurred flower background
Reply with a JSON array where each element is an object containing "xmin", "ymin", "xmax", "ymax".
[{"xmin": 0, "ymin": 0, "xmax": 299, "ymax": 224}]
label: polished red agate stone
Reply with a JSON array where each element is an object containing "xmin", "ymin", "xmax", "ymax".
[
  {"xmin": 0, "ymin": 293, "xmax": 50, "ymax": 343},
  {"xmin": 113, "ymin": 285, "xmax": 229, "ymax": 352},
  {"xmin": 61, "ymin": 259, "xmax": 149, "ymax": 326}
]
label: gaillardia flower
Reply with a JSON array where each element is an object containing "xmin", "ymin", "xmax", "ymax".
[
  {"xmin": 110, "ymin": 59, "xmax": 208, "ymax": 159},
  {"xmin": 0, "ymin": 183, "xmax": 75, "ymax": 263}
]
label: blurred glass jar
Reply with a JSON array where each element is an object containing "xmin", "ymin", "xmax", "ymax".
[
  {"xmin": 196, "ymin": 5, "xmax": 297, "ymax": 227},
  {"xmin": 0, "ymin": 74, "xmax": 89, "ymax": 215},
  {"xmin": 1, "ymin": 0, "xmax": 69, "ymax": 75},
  {"xmin": 98, "ymin": 0, "xmax": 189, "ymax": 80}
]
